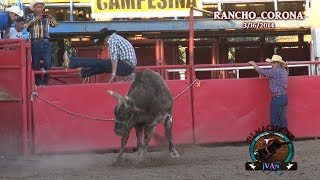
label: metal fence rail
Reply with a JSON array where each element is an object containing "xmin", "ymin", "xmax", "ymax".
[{"xmin": 32, "ymin": 61, "xmax": 320, "ymax": 82}]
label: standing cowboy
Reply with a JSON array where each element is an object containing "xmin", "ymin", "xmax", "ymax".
[
  {"xmin": 0, "ymin": 5, "xmax": 24, "ymax": 39},
  {"xmin": 24, "ymin": 0, "xmax": 59, "ymax": 85},
  {"xmin": 249, "ymin": 55, "xmax": 289, "ymax": 128}
]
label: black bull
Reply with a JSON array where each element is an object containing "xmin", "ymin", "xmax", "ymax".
[{"xmin": 107, "ymin": 69, "xmax": 179, "ymax": 163}]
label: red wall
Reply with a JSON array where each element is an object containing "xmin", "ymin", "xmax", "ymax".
[
  {"xmin": 193, "ymin": 78, "xmax": 269, "ymax": 144},
  {"xmin": 193, "ymin": 76, "xmax": 320, "ymax": 144},
  {"xmin": 32, "ymin": 76, "xmax": 320, "ymax": 154},
  {"xmin": 32, "ymin": 80, "xmax": 193, "ymax": 154},
  {"xmin": 286, "ymin": 76, "xmax": 320, "ymax": 137},
  {"xmin": 2, "ymin": 40, "xmax": 320, "ymax": 155}
]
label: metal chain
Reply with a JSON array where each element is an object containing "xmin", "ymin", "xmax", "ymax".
[
  {"xmin": 31, "ymin": 79, "xmax": 199, "ymax": 121},
  {"xmin": 31, "ymin": 92, "xmax": 115, "ymax": 121}
]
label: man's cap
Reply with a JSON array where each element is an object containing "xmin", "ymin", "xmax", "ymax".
[
  {"xmin": 96, "ymin": 28, "xmax": 116, "ymax": 43},
  {"xmin": 266, "ymin": 55, "xmax": 285, "ymax": 64}
]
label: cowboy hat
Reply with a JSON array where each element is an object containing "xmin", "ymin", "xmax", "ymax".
[
  {"xmin": 95, "ymin": 28, "xmax": 116, "ymax": 43},
  {"xmin": 5, "ymin": 5, "xmax": 24, "ymax": 17},
  {"xmin": 266, "ymin": 55, "xmax": 285, "ymax": 64},
  {"xmin": 29, "ymin": 0, "xmax": 46, "ymax": 11}
]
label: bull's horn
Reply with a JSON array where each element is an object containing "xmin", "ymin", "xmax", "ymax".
[
  {"xmin": 123, "ymin": 96, "xmax": 130, "ymax": 107},
  {"xmin": 123, "ymin": 96, "xmax": 144, "ymax": 112},
  {"xmin": 133, "ymin": 106, "xmax": 144, "ymax": 112},
  {"xmin": 107, "ymin": 90, "xmax": 123, "ymax": 101}
]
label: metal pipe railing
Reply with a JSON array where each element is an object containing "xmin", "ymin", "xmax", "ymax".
[
  {"xmin": 0, "ymin": 39, "xmax": 27, "ymax": 44},
  {"xmin": 33, "ymin": 65, "xmax": 189, "ymax": 75},
  {"xmin": 33, "ymin": 69, "xmax": 79, "ymax": 75},
  {"xmin": 189, "ymin": 7, "xmax": 195, "ymax": 81},
  {"xmin": 32, "ymin": 61, "xmax": 319, "ymax": 76},
  {"xmin": 192, "ymin": 7, "xmax": 213, "ymax": 15},
  {"xmin": 193, "ymin": 61, "xmax": 320, "ymax": 68},
  {"xmin": 32, "ymin": 65, "xmax": 190, "ymax": 82}
]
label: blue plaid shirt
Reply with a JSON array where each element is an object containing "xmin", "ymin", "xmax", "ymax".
[
  {"xmin": 107, "ymin": 33, "xmax": 137, "ymax": 66},
  {"xmin": 25, "ymin": 13, "xmax": 59, "ymax": 39},
  {"xmin": 258, "ymin": 67, "xmax": 288, "ymax": 94}
]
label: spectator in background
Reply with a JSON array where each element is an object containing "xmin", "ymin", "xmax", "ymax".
[
  {"xmin": 24, "ymin": 0, "xmax": 59, "ymax": 86},
  {"xmin": 0, "ymin": 5, "xmax": 24, "ymax": 39},
  {"xmin": 9, "ymin": 17, "xmax": 28, "ymax": 39}
]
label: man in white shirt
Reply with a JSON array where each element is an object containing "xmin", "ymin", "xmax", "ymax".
[{"xmin": 9, "ymin": 17, "xmax": 27, "ymax": 39}]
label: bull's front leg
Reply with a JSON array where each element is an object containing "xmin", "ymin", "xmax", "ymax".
[
  {"xmin": 135, "ymin": 125, "xmax": 144, "ymax": 158},
  {"xmin": 164, "ymin": 114, "xmax": 179, "ymax": 158},
  {"xmin": 116, "ymin": 133, "xmax": 130, "ymax": 164},
  {"xmin": 143, "ymin": 125, "xmax": 156, "ymax": 154}
]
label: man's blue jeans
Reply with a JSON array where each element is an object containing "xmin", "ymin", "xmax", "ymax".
[
  {"xmin": 31, "ymin": 40, "xmax": 52, "ymax": 85},
  {"xmin": 69, "ymin": 57, "xmax": 134, "ymax": 77},
  {"xmin": 270, "ymin": 95, "xmax": 288, "ymax": 128}
]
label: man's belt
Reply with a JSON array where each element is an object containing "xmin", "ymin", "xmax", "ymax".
[
  {"xmin": 31, "ymin": 38, "xmax": 50, "ymax": 42},
  {"xmin": 124, "ymin": 60, "xmax": 136, "ymax": 68},
  {"xmin": 271, "ymin": 92, "xmax": 287, "ymax": 97}
]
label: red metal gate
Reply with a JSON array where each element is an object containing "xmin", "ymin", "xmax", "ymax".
[{"xmin": 0, "ymin": 39, "xmax": 31, "ymax": 155}]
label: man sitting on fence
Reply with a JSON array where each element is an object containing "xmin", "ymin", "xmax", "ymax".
[{"xmin": 63, "ymin": 28, "xmax": 137, "ymax": 83}]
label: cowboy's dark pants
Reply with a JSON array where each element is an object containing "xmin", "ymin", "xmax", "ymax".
[
  {"xmin": 270, "ymin": 95, "xmax": 288, "ymax": 128},
  {"xmin": 31, "ymin": 40, "xmax": 52, "ymax": 86},
  {"xmin": 69, "ymin": 57, "xmax": 134, "ymax": 78}
]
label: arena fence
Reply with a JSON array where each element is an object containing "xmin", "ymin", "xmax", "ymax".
[
  {"xmin": 0, "ymin": 39, "xmax": 31, "ymax": 155},
  {"xmin": 1, "ymin": 39, "xmax": 320, "ymax": 155}
]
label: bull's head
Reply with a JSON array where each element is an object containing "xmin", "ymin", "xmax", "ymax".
[{"xmin": 107, "ymin": 90, "xmax": 142, "ymax": 136}]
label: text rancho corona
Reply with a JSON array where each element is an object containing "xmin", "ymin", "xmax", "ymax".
[{"xmin": 213, "ymin": 11, "xmax": 304, "ymax": 20}]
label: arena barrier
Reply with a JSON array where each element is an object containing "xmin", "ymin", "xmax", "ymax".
[
  {"xmin": 191, "ymin": 63, "xmax": 320, "ymax": 144},
  {"xmin": 0, "ymin": 39, "xmax": 31, "ymax": 155},
  {"xmin": 1, "ymin": 39, "xmax": 320, "ymax": 155},
  {"xmin": 192, "ymin": 76, "xmax": 320, "ymax": 144},
  {"xmin": 193, "ymin": 78, "xmax": 270, "ymax": 144},
  {"xmin": 30, "ymin": 66, "xmax": 193, "ymax": 154}
]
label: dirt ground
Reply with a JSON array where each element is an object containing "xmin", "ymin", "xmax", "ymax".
[{"xmin": 0, "ymin": 139, "xmax": 319, "ymax": 180}]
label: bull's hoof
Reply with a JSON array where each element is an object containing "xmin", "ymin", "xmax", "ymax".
[
  {"xmin": 138, "ymin": 148, "xmax": 145, "ymax": 158},
  {"xmin": 115, "ymin": 156, "xmax": 123, "ymax": 165},
  {"xmin": 170, "ymin": 149, "xmax": 179, "ymax": 159}
]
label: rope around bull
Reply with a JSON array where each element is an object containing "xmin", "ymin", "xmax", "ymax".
[{"xmin": 31, "ymin": 79, "xmax": 199, "ymax": 122}]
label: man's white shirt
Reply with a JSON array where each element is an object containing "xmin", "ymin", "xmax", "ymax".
[{"xmin": 9, "ymin": 27, "xmax": 23, "ymax": 39}]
